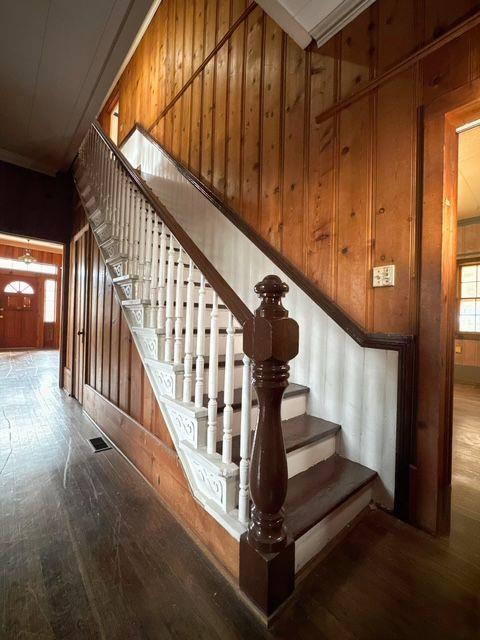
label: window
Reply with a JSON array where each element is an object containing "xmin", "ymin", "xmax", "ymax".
[
  {"xmin": 110, "ymin": 99, "xmax": 119, "ymax": 145},
  {"xmin": 4, "ymin": 280, "xmax": 34, "ymax": 294},
  {"xmin": 459, "ymin": 263, "xmax": 480, "ymax": 332},
  {"xmin": 0, "ymin": 257, "xmax": 57, "ymax": 275},
  {"xmin": 44, "ymin": 279, "xmax": 56, "ymax": 323}
]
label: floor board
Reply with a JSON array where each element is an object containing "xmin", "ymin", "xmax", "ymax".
[{"xmin": 0, "ymin": 352, "xmax": 479, "ymax": 639}]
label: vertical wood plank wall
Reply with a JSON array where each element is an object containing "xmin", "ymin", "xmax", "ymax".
[{"xmin": 100, "ymin": 0, "xmax": 480, "ymax": 334}]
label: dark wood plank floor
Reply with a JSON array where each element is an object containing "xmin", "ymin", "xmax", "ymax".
[{"xmin": 0, "ymin": 352, "xmax": 479, "ymax": 639}]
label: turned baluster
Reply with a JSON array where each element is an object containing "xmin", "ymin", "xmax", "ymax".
[
  {"xmin": 173, "ymin": 247, "xmax": 184, "ymax": 364},
  {"xmin": 156, "ymin": 222, "xmax": 168, "ymax": 334},
  {"xmin": 207, "ymin": 292, "xmax": 219, "ymax": 455},
  {"xmin": 133, "ymin": 191, "xmax": 142, "ymax": 278},
  {"xmin": 164, "ymin": 233, "xmax": 176, "ymax": 362},
  {"xmin": 143, "ymin": 205, "xmax": 153, "ymax": 301},
  {"xmin": 183, "ymin": 259, "xmax": 195, "ymax": 402},
  {"xmin": 99, "ymin": 145, "xmax": 107, "ymax": 210},
  {"xmin": 194, "ymin": 275, "xmax": 206, "ymax": 408},
  {"xmin": 137, "ymin": 198, "xmax": 147, "ymax": 287},
  {"xmin": 240, "ymin": 275, "xmax": 299, "ymax": 616},
  {"xmin": 222, "ymin": 311, "xmax": 235, "ymax": 463},
  {"xmin": 118, "ymin": 172, "xmax": 127, "ymax": 255},
  {"xmin": 238, "ymin": 355, "xmax": 252, "ymax": 524},
  {"xmin": 150, "ymin": 215, "xmax": 160, "ymax": 311},
  {"xmin": 111, "ymin": 163, "xmax": 119, "ymax": 238},
  {"xmin": 126, "ymin": 186, "xmax": 135, "ymax": 273},
  {"xmin": 106, "ymin": 151, "xmax": 114, "ymax": 222}
]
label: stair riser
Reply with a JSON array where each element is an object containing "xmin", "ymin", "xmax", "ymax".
[
  {"xmin": 287, "ymin": 435, "xmax": 337, "ymax": 478},
  {"xmin": 217, "ymin": 392, "xmax": 308, "ymax": 437},
  {"xmin": 294, "ymin": 485, "xmax": 373, "ymax": 573}
]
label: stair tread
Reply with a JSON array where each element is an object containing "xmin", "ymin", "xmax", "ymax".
[
  {"xmin": 208, "ymin": 382, "xmax": 309, "ymax": 415},
  {"xmin": 218, "ymin": 414, "xmax": 340, "ymax": 464},
  {"xmin": 284, "ymin": 455, "xmax": 377, "ymax": 540}
]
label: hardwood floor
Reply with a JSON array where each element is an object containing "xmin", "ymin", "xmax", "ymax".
[{"xmin": 0, "ymin": 351, "xmax": 479, "ymax": 639}]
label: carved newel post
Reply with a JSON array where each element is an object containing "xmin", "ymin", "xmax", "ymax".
[{"xmin": 239, "ymin": 275, "xmax": 299, "ymax": 617}]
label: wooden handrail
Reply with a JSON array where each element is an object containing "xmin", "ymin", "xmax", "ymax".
[{"xmin": 92, "ymin": 121, "xmax": 253, "ymax": 326}]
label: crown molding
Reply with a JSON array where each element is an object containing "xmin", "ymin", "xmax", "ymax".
[
  {"xmin": 311, "ymin": 0, "xmax": 376, "ymax": 47},
  {"xmin": 255, "ymin": 1, "xmax": 312, "ymax": 49}
]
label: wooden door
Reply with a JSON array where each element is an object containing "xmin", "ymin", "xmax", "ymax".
[
  {"xmin": 0, "ymin": 274, "xmax": 39, "ymax": 348},
  {"xmin": 72, "ymin": 229, "xmax": 89, "ymax": 403}
]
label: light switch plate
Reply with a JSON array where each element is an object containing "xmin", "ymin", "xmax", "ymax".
[
  {"xmin": 373, "ymin": 265, "xmax": 395, "ymax": 288},
  {"xmin": 455, "ymin": 344, "xmax": 462, "ymax": 354}
]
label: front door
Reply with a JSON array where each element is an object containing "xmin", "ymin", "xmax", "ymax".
[{"xmin": 0, "ymin": 275, "xmax": 39, "ymax": 348}]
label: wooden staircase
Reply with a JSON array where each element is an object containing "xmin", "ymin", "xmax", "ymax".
[{"xmin": 74, "ymin": 121, "xmax": 377, "ymax": 618}]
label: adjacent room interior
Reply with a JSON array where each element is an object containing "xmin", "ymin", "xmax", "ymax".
[{"xmin": 452, "ymin": 121, "xmax": 480, "ymax": 551}]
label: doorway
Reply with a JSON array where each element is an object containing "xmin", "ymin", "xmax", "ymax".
[
  {"xmin": 64, "ymin": 225, "xmax": 90, "ymax": 403},
  {"xmin": 451, "ymin": 121, "xmax": 480, "ymax": 552},
  {"xmin": 0, "ymin": 234, "xmax": 63, "ymax": 350}
]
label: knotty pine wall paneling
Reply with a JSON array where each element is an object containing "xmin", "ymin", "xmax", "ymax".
[{"xmin": 105, "ymin": 0, "xmax": 480, "ymax": 336}]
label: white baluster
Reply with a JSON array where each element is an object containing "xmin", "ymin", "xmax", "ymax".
[
  {"xmin": 207, "ymin": 292, "xmax": 219, "ymax": 455},
  {"xmin": 150, "ymin": 214, "xmax": 160, "ymax": 311},
  {"xmin": 118, "ymin": 171, "xmax": 127, "ymax": 255},
  {"xmin": 164, "ymin": 233, "xmax": 176, "ymax": 362},
  {"xmin": 183, "ymin": 259, "xmax": 195, "ymax": 402},
  {"xmin": 194, "ymin": 275, "xmax": 206, "ymax": 408},
  {"xmin": 127, "ymin": 187, "xmax": 135, "ymax": 273},
  {"xmin": 238, "ymin": 355, "xmax": 252, "ymax": 524},
  {"xmin": 143, "ymin": 204, "xmax": 153, "ymax": 300},
  {"xmin": 133, "ymin": 191, "xmax": 141, "ymax": 278},
  {"xmin": 138, "ymin": 198, "xmax": 146, "ymax": 287},
  {"xmin": 157, "ymin": 223, "xmax": 168, "ymax": 333},
  {"xmin": 222, "ymin": 311, "xmax": 235, "ymax": 464},
  {"xmin": 174, "ymin": 247, "xmax": 184, "ymax": 365}
]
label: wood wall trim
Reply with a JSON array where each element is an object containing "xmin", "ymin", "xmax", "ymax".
[{"xmin": 82, "ymin": 383, "xmax": 240, "ymax": 578}]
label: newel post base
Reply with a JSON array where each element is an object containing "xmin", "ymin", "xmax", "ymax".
[
  {"xmin": 239, "ymin": 274, "xmax": 299, "ymax": 618},
  {"xmin": 239, "ymin": 532, "xmax": 295, "ymax": 617}
]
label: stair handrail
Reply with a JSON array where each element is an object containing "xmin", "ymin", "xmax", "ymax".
[{"xmin": 91, "ymin": 121, "xmax": 253, "ymax": 327}]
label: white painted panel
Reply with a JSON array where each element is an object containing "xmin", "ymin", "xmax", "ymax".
[{"xmin": 121, "ymin": 130, "xmax": 399, "ymax": 507}]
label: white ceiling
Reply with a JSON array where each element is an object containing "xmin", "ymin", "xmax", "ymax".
[
  {"xmin": 458, "ymin": 126, "xmax": 480, "ymax": 220},
  {"xmin": 0, "ymin": 0, "xmax": 154, "ymax": 176},
  {"xmin": 255, "ymin": 0, "xmax": 375, "ymax": 48}
]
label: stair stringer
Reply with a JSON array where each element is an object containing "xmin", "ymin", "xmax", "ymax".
[{"xmin": 75, "ymin": 177, "xmax": 246, "ymax": 541}]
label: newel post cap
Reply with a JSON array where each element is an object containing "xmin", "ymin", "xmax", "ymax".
[{"xmin": 243, "ymin": 275, "xmax": 299, "ymax": 362}]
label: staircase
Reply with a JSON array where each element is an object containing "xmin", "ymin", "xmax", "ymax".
[{"xmin": 74, "ymin": 122, "xmax": 377, "ymax": 614}]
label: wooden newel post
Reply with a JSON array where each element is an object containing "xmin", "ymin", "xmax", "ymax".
[{"xmin": 239, "ymin": 274, "xmax": 299, "ymax": 617}]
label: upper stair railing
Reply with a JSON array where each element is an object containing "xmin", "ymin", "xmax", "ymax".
[{"xmin": 75, "ymin": 123, "xmax": 299, "ymax": 545}]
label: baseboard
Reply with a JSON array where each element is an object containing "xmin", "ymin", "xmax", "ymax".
[
  {"xmin": 454, "ymin": 364, "xmax": 480, "ymax": 384},
  {"xmin": 82, "ymin": 383, "xmax": 240, "ymax": 579}
]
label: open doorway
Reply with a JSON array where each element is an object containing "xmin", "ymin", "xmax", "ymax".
[
  {"xmin": 451, "ymin": 121, "xmax": 480, "ymax": 551},
  {"xmin": 0, "ymin": 233, "xmax": 63, "ymax": 350}
]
